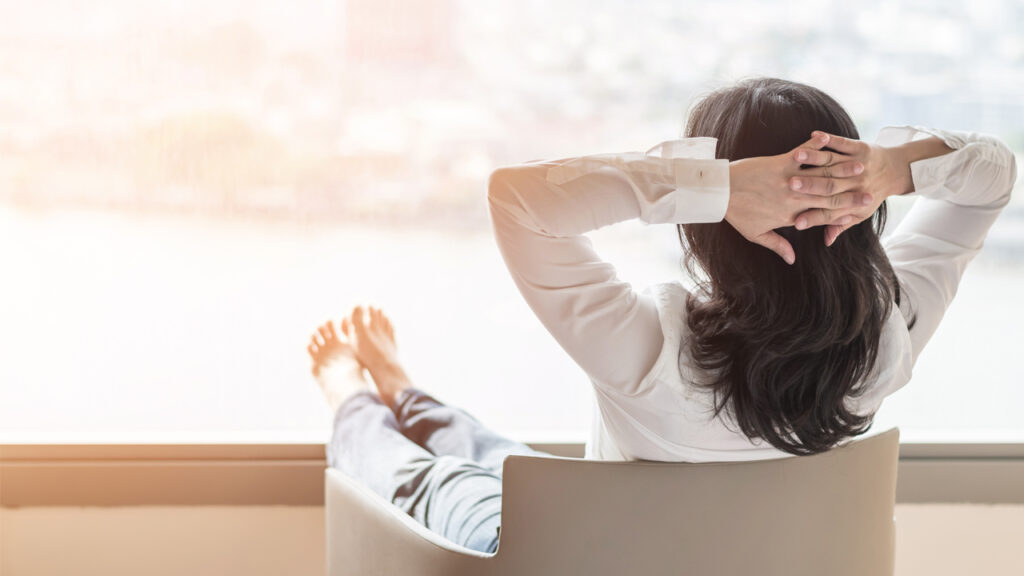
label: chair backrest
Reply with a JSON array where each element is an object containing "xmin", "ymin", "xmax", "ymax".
[
  {"xmin": 326, "ymin": 427, "xmax": 899, "ymax": 576},
  {"xmin": 496, "ymin": 427, "xmax": 899, "ymax": 576}
]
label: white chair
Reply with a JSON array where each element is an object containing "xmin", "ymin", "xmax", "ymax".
[{"xmin": 326, "ymin": 427, "xmax": 899, "ymax": 576}]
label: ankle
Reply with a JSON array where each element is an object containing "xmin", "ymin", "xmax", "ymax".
[{"xmin": 371, "ymin": 363, "xmax": 413, "ymax": 401}]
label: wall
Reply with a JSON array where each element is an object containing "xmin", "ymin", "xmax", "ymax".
[
  {"xmin": 893, "ymin": 504, "xmax": 1024, "ymax": 576},
  {"xmin": 2, "ymin": 504, "xmax": 1023, "ymax": 576},
  {"xmin": 0, "ymin": 507, "xmax": 324, "ymax": 576}
]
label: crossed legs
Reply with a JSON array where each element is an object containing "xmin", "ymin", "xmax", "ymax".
[{"xmin": 308, "ymin": 305, "xmax": 542, "ymax": 554}]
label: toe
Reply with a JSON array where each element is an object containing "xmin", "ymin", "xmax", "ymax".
[
  {"xmin": 340, "ymin": 317, "xmax": 350, "ymax": 336},
  {"xmin": 307, "ymin": 343, "xmax": 317, "ymax": 358},
  {"xmin": 351, "ymin": 307, "xmax": 371, "ymax": 339},
  {"xmin": 375, "ymin": 308, "xmax": 393, "ymax": 336},
  {"xmin": 318, "ymin": 325, "xmax": 331, "ymax": 343},
  {"xmin": 327, "ymin": 321, "xmax": 338, "ymax": 340}
]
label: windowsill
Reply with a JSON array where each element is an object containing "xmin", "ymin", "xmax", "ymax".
[
  {"xmin": 3, "ymin": 435, "xmax": 1024, "ymax": 508},
  {"xmin": 5, "ymin": 426, "xmax": 1024, "ymax": 446}
]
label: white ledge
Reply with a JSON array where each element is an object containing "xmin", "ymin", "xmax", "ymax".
[{"xmin": 2, "ymin": 440, "xmax": 1024, "ymax": 507}]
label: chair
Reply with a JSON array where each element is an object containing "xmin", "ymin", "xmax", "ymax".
[{"xmin": 325, "ymin": 427, "xmax": 899, "ymax": 576}]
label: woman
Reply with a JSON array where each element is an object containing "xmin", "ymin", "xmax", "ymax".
[{"xmin": 307, "ymin": 78, "xmax": 1016, "ymax": 553}]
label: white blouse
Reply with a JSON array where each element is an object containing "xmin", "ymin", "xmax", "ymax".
[{"xmin": 487, "ymin": 126, "xmax": 1017, "ymax": 462}]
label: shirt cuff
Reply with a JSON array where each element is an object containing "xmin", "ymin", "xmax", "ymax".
[
  {"xmin": 876, "ymin": 125, "xmax": 965, "ymax": 150},
  {"xmin": 876, "ymin": 125, "xmax": 966, "ymax": 199},
  {"xmin": 670, "ymin": 158, "xmax": 730, "ymax": 223}
]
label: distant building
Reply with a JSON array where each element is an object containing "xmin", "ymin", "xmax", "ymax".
[{"xmin": 341, "ymin": 0, "xmax": 456, "ymax": 66}]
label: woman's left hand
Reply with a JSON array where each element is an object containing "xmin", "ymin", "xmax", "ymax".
[
  {"xmin": 726, "ymin": 131, "xmax": 872, "ymax": 264},
  {"xmin": 789, "ymin": 132, "xmax": 918, "ymax": 246}
]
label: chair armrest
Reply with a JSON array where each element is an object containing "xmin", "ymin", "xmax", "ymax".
[{"xmin": 325, "ymin": 469, "xmax": 493, "ymax": 576}]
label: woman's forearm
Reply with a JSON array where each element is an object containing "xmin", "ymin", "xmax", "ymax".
[
  {"xmin": 879, "ymin": 126, "xmax": 1016, "ymax": 364},
  {"xmin": 880, "ymin": 126, "xmax": 1016, "ymax": 208},
  {"xmin": 793, "ymin": 127, "xmax": 1013, "ymax": 244},
  {"xmin": 488, "ymin": 151, "xmax": 729, "ymax": 241},
  {"xmin": 890, "ymin": 136, "xmax": 955, "ymax": 196}
]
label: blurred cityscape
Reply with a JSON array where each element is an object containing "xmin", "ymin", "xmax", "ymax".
[
  {"xmin": 0, "ymin": 0, "xmax": 1022, "ymax": 229},
  {"xmin": 3, "ymin": 0, "xmax": 1024, "ymax": 438}
]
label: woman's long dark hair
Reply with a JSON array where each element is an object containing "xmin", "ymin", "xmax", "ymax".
[{"xmin": 680, "ymin": 78, "xmax": 903, "ymax": 455}]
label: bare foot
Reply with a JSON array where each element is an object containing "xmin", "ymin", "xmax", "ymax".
[
  {"xmin": 307, "ymin": 320, "xmax": 371, "ymax": 413},
  {"xmin": 343, "ymin": 305, "xmax": 413, "ymax": 408}
]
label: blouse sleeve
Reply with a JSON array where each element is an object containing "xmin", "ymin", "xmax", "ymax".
[
  {"xmin": 878, "ymin": 126, "xmax": 1017, "ymax": 366},
  {"xmin": 486, "ymin": 138, "xmax": 729, "ymax": 393}
]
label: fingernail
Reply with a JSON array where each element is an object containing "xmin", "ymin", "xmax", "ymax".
[
  {"xmin": 785, "ymin": 253, "xmax": 795, "ymax": 265},
  {"xmin": 797, "ymin": 151, "xmax": 807, "ymax": 162},
  {"xmin": 816, "ymin": 132, "xmax": 829, "ymax": 142},
  {"xmin": 796, "ymin": 218, "xmax": 807, "ymax": 230},
  {"xmin": 854, "ymin": 163, "xmax": 864, "ymax": 174},
  {"xmin": 791, "ymin": 178, "xmax": 802, "ymax": 190},
  {"xmin": 862, "ymin": 194, "xmax": 873, "ymax": 205}
]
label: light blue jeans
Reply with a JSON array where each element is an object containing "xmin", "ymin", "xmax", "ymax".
[{"xmin": 326, "ymin": 388, "xmax": 545, "ymax": 553}]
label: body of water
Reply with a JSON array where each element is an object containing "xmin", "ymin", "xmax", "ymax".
[{"xmin": 2, "ymin": 206, "xmax": 1022, "ymax": 444}]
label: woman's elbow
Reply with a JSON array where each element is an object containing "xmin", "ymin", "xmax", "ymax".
[
  {"xmin": 1001, "ymin": 145, "xmax": 1018, "ymax": 202},
  {"xmin": 486, "ymin": 166, "xmax": 531, "ymax": 232},
  {"xmin": 487, "ymin": 164, "xmax": 556, "ymax": 236},
  {"xmin": 487, "ymin": 165, "xmax": 544, "ymax": 209},
  {"xmin": 988, "ymin": 136, "xmax": 1018, "ymax": 203},
  {"xmin": 487, "ymin": 166, "xmax": 516, "ymax": 206},
  {"xmin": 969, "ymin": 135, "xmax": 1018, "ymax": 208}
]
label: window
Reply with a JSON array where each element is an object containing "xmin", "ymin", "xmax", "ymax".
[{"xmin": 2, "ymin": 0, "xmax": 1021, "ymax": 443}]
